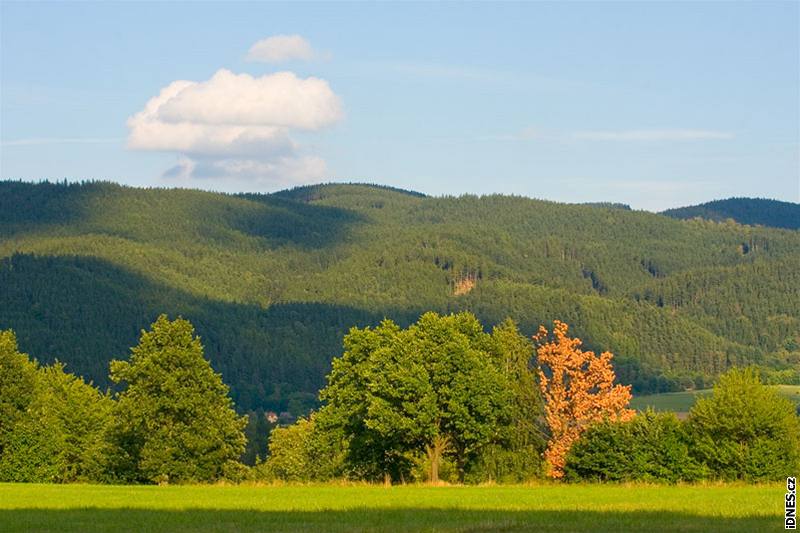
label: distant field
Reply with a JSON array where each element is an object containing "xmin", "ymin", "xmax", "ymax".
[
  {"xmin": 631, "ymin": 385, "xmax": 800, "ymax": 413},
  {"xmin": 0, "ymin": 483, "xmax": 786, "ymax": 532}
]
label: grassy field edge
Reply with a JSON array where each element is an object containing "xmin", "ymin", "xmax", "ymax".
[{"xmin": 0, "ymin": 482, "xmax": 788, "ymax": 532}]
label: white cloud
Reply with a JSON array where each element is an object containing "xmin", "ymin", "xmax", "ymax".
[
  {"xmin": 127, "ymin": 70, "xmax": 341, "ymax": 154},
  {"xmin": 246, "ymin": 35, "xmax": 317, "ymax": 63},
  {"xmin": 152, "ymin": 70, "xmax": 342, "ymax": 129},
  {"xmin": 572, "ymin": 129, "xmax": 734, "ymax": 141},
  {"xmin": 127, "ymin": 69, "xmax": 342, "ymax": 188},
  {"xmin": 163, "ymin": 155, "xmax": 328, "ymax": 191}
]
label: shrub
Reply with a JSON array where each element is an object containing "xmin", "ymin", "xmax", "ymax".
[
  {"xmin": 464, "ymin": 443, "xmax": 543, "ymax": 484},
  {"xmin": 687, "ymin": 367, "xmax": 800, "ymax": 481},
  {"xmin": 256, "ymin": 413, "xmax": 347, "ymax": 482},
  {"xmin": 564, "ymin": 410, "xmax": 705, "ymax": 483}
]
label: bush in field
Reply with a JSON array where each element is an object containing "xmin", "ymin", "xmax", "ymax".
[
  {"xmin": 564, "ymin": 411, "xmax": 706, "ymax": 483},
  {"xmin": 106, "ymin": 315, "xmax": 246, "ymax": 484},
  {"xmin": 687, "ymin": 367, "xmax": 800, "ymax": 481},
  {"xmin": 256, "ymin": 414, "xmax": 346, "ymax": 482},
  {"xmin": 0, "ymin": 363, "xmax": 113, "ymax": 483},
  {"xmin": 465, "ymin": 443, "xmax": 543, "ymax": 484}
]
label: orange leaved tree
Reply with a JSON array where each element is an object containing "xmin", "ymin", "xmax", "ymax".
[{"xmin": 534, "ymin": 320, "xmax": 634, "ymax": 478}]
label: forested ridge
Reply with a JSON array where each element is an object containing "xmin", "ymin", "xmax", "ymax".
[
  {"xmin": 662, "ymin": 197, "xmax": 800, "ymax": 230},
  {"xmin": 1, "ymin": 180, "xmax": 798, "ymax": 413}
]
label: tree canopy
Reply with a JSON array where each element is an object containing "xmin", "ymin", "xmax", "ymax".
[
  {"xmin": 318, "ymin": 312, "xmax": 537, "ymax": 483},
  {"xmin": 535, "ymin": 321, "xmax": 634, "ymax": 478},
  {"xmin": 106, "ymin": 315, "xmax": 246, "ymax": 484},
  {"xmin": 0, "ymin": 331, "xmax": 37, "ymax": 450}
]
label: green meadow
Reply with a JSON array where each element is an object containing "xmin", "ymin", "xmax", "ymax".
[
  {"xmin": 0, "ymin": 483, "xmax": 786, "ymax": 532},
  {"xmin": 631, "ymin": 385, "xmax": 800, "ymax": 413}
]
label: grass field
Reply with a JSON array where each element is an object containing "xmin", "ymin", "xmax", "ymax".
[
  {"xmin": 0, "ymin": 483, "xmax": 788, "ymax": 532},
  {"xmin": 630, "ymin": 385, "xmax": 800, "ymax": 413}
]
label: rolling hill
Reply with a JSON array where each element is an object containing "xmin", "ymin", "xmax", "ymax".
[
  {"xmin": 662, "ymin": 197, "xmax": 800, "ymax": 230},
  {"xmin": 1, "ymin": 181, "xmax": 798, "ymax": 413}
]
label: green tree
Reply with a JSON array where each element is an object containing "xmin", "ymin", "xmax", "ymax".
[
  {"xmin": 466, "ymin": 319, "xmax": 546, "ymax": 482},
  {"xmin": 0, "ymin": 330, "xmax": 37, "ymax": 454},
  {"xmin": 256, "ymin": 413, "xmax": 346, "ymax": 482},
  {"xmin": 687, "ymin": 367, "xmax": 800, "ymax": 481},
  {"xmin": 0, "ymin": 362, "xmax": 112, "ymax": 482},
  {"xmin": 107, "ymin": 315, "xmax": 246, "ymax": 484},
  {"xmin": 320, "ymin": 312, "xmax": 512, "ymax": 483},
  {"xmin": 491, "ymin": 318, "xmax": 547, "ymax": 481},
  {"xmin": 241, "ymin": 409, "xmax": 273, "ymax": 466}
]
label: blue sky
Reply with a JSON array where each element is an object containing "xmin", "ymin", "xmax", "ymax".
[{"xmin": 1, "ymin": 1, "xmax": 798, "ymax": 211}]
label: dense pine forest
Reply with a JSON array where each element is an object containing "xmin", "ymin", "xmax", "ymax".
[
  {"xmin": 1, "ymin": 180, "xmax": 798, "ymax": 415},
  {"xmin": 663, "ymin": 197, "xmax": 800, "ymax": 230}
]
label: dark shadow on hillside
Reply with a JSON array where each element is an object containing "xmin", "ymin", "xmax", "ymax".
[
  {"xmin": 661, "ymin": 197, "xmax": 800, "ymax": 230},
  {"xmin": 232, "ymin": 194, "xmax": 365, "ymax": 249},
  {"xmin": 0, "ymin": 181, "xmax": 366, "ymax": 250},
  {"xmin": 0, "ymin": 180, "xmax": 101, "ymax": 236},
  {"xmin": 0, "ymin": 508, "xmax": 774, "ymax": 533},
  {"xmin": 0, "ymin": 253, "xmax": 682, "ymax": 413},
  {"xmin": 0, "ymin": 254, "xmax": 421, "ymax": 412}
]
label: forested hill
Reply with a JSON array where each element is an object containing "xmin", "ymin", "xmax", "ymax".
[
  {"xmin": 1, "ymin": 180, "xmax": 799, "ymax": 413},
  {"xmin": 662, "ymin": 197, "xmax": 800, "ymax": 230}
]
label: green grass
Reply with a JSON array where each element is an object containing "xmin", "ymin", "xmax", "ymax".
[
  {"xmin": 631, "ymin": 385, "xmax": 800, "ymax": 413},
  {"xmin": 0, "ymin": 483, "xmax": 787, "ymax": 532},
  {"xmin": 630, "ymin": 390, "xmax": 713, "ymax": 413},
  {"xmin": 775, "ymin": 385, "xmax": 800, "ymax": 402}
]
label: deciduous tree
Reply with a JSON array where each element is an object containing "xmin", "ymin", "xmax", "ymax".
[
  {"xmin": 535, "ymin": 320, "xmax": 633, "ymax": 478},
  {"xmin": 107, "ymin": 315, "xmax": 246, "ymax": 483},
  {"xmin": 320, "ymin": 312, "xmax": 512, "ymax": 483},
  {"xmin": 0, "ymin": 330, "xmax": 37, "ymax": 454},
  {"xmin": 0, "ymin": 362, "xmax": 112, "ymax": 483},
  {"xmin": 257, "ymin": 413, "xmax": 346, "ymax": 482}
]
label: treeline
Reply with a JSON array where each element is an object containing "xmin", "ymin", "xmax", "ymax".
[
  {"xmin": 260, "ymin": 314, "xmax": 798, "ymax": 484},
  {"xmin": 0, "ymin": 318, "xmax": 246, "ymax": 483},
  {"xmin": 1, "ymin": 313, "xmax": 797, "ymax": 485},
  {"xmin": 1, "ymin": 181, "xmax": 799, "ymax": 412}
]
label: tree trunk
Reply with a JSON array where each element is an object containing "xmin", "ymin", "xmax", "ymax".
[
  {"xmin": 426, "ymin": 434, "xmax": 449, "ymax": 484},
  {"xmin": 426, "ymin": 444, "xmax": 439, "ymax": 483}
]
